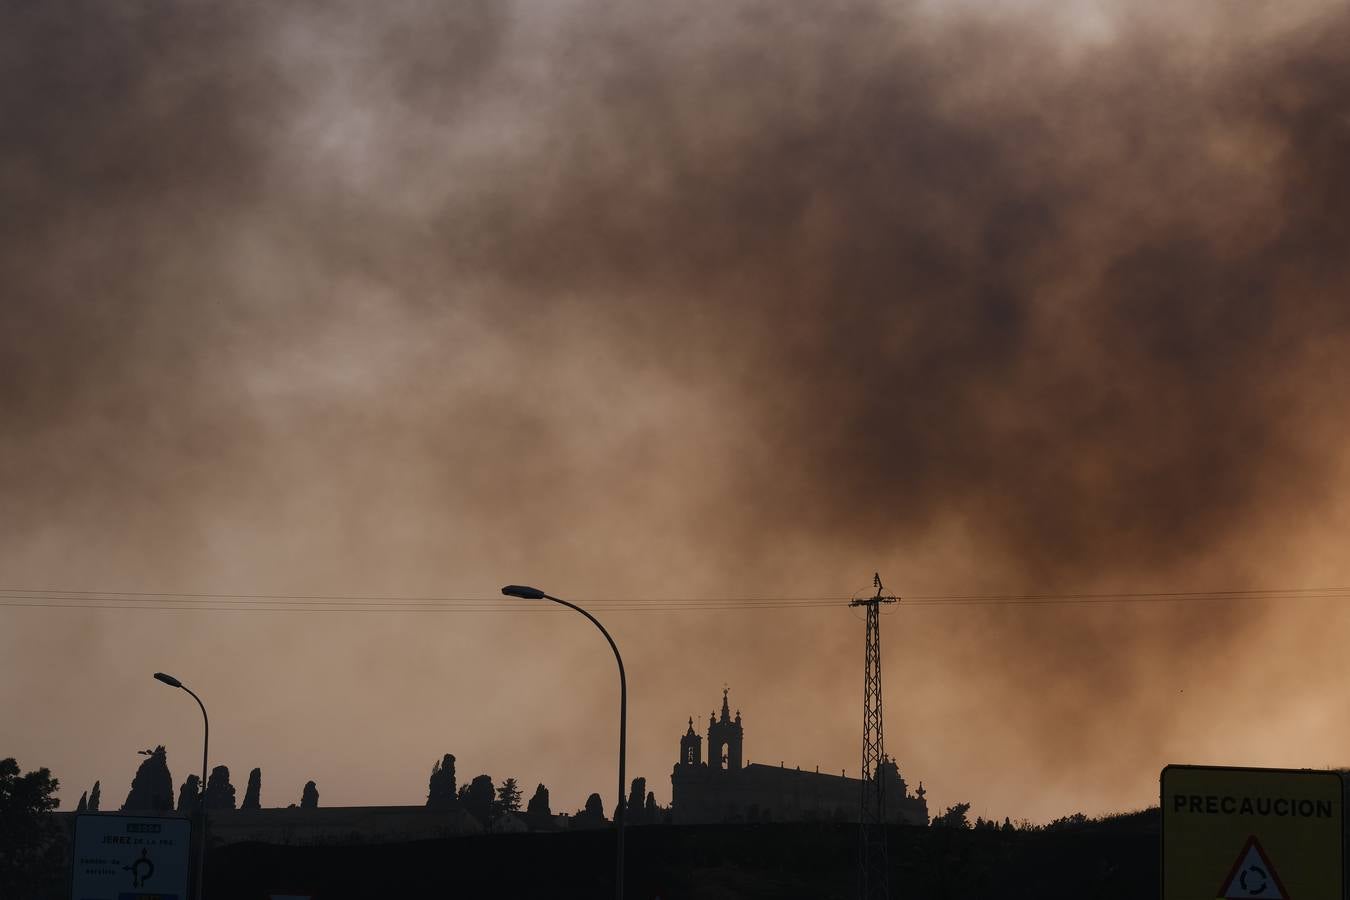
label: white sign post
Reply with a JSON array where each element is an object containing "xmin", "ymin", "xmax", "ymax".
[{"xmin": 71, "ymin": 814, "xmax": 192, "ymax": 900}]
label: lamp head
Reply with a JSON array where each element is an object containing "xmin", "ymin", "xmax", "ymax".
[
  {"xmin": 153, "ymin": 672, "xmax": 183, "ymax": 689},
  {"xmin": 501, "ymin": 585, "xmax": 547, "ymax": 600}
]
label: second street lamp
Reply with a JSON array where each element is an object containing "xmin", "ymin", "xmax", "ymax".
[
  {"xmin": 501, "ymin": 585, "xmax": 627, "ymax": 900},
  {"xmin": 154, "ymin": 671, "xmax": 208, "ymax": 900}
]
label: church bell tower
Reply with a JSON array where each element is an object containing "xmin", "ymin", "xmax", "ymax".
[
  {"xmin": 707, "ymin": 687, "xmax": 743, "ymax": 773},
  {"xmin": 679, "ymin": 717, "xmax": 703, "ymax": 767}
]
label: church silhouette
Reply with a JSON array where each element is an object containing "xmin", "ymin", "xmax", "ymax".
[{"xmin": 669, "ymin": 689, "xmax": 928, "ymax": 825}]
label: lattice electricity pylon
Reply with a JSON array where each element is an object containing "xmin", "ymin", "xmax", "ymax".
[{"xmin": 851, "ymin": 572, "xmax": 897, "ymax": 900}]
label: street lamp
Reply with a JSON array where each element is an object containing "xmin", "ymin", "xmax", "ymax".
[
  {"xmin": 154, "ymin": 672, "xmax": 208, "ymax": 900},
  {"xmin": 501, "ymin": 585, "xmax": 627, "ymax": 900}
]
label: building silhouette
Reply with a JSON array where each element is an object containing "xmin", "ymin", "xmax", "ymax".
[{"xmin": 670, "ymin": 689, "xmax": 928, "ymax": 826}]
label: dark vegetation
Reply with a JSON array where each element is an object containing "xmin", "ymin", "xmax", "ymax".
[
  {"xmin": 60, "ymin": 741, "xmax": 658, "ymax": 832},
  {"xmin": 497, "ymin": 776, "xmax": 523, "ymax": 815},
  {"xmin": 17, "ymin": 744, "xmax": 1163, "ymax": 898},
  {"xmin": 576, "ymin": 791, "xmax": 607, "ymax": 827},
  {"xmin": 0, "ymin": 758, "xmax": 63, "ymax": 899},
  {"xmin": 177, "ymin": 774, "xmax": 200, "ymax": 813},
  {"xmin": 203, "ymin": 764, "xmax": 237, "ymax": 810},
  {"xmin": 422, "ymin": 750, "xmax": 665, "ymax": 830},
  {"xmin": 205, "ymin": 812, "xmax": 1162, "ymax": 900},
  {"xmin": 242, "ymin": 766, "xmax": 262, "ymax": 810},
  {"xmin": 121, "ymin": 746, "xmax": 173, "ymax": 812},
  {"xmin": 4, "ymin": 747, "xmax": 1163, "ymax": 900},
  {"xmin": 526, "ymin": 782, "xmax": 552, "ymax": 829},
  {"xmin": 426, "ymin": 753, "xmax": 458, "ymax": 811}
]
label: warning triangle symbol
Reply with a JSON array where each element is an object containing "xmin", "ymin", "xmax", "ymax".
[{"xmin": 1217, "ymin": 835, "xmax": 1289, "ymax": 899}]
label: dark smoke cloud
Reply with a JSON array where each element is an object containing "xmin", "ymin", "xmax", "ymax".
[
  {"xmin": 440, "ymin": 2, "xmax": 1350, "ymax": 580},
  {"xmin": 4, "ymin": 0, "xmax": 1350, "ymax": 821}
]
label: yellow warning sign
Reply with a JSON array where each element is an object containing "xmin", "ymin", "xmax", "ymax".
[{"xmin": 1162, "ymin": 765, "xmax": 1344, "ymax": 900}]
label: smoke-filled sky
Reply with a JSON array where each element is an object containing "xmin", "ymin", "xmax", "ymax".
[{"xmin": 4, "ymin": 0, "xmax": 1350, "ymax": 823}]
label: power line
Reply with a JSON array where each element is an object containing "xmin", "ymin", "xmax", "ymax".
[
  {"xmin": 906, "ymin": 587, "xmax": 1350, "ymax": 603},
  {"xmin": 2, "ymin": 586, "xmax": 1350, "ymax": 613},
  {"xmin": 9, "ymin": 587, "xmax": 1350, "ymax": 602},
  {"xmin": 0, "ymin": 590, "xmax": 844, "ymax": 613},
  {"xmin": 0, "ymin": 589, "xmax": 845, "ymax": 612},
  {"xmin": 0, "ymin": 588, "xmax": 847, "ymax": 605},
  {"xmin": 0, "ymin": 599, "xmax": 841, "ymax": 613}
]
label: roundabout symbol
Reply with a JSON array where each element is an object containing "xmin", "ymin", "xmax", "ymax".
[
  {"xmin": 1239, "ymin": 864, "xmax": 1267, "ymax": 895},
  {"xmin": 124, "ymin": 847, "xmax": 155, "ymax": 888}
]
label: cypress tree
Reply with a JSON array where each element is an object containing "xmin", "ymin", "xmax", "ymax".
[
  {"xmin": 577, "ymin": 792, "xmax": 606, "ymax": 827},
  {"xmin": 526, "ymin": 783, "xmax": 551, "ymax": 829},
  {"xmin": 122, "ymin": 747, "xmax": 174, "ymax": 812},
  {"xmin": 426, "ymin": 754, "xmax": 458, "ymax": 811},
  {"xmin": 463, "ymin": 775, "xmax": 494, "ymax": 828},
  {"xmin": 627, "ymin": 777, "xmax": 647, "ymax": 825},
  {"xmin": 241, "ymin": 768, "xmax": 262, "ymax": 810},
  {"xmin": 176, "ymin": 775, "xmax": 200, "ymax": 814},
  {"xmin": 202, "ymin": 765, "xmax": 236, "ymax": 810}
]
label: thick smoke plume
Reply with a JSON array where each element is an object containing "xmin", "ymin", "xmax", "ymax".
[{"xmin": 4, "ymin": 1, "xmax": 1350, "ymax": 822}]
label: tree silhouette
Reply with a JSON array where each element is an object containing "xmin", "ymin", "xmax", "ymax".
[
  {"xmin": 462, "ymin": 775, "xmax": 495, "ymax": 828},
  {"xmin": 176, "ymin": 775, "xmax": 200, "ymax": 814},
  {"xmin": 88, "ymin": 781, "xmax": 100, "ymax": 812},
  {"xmin": 932, "ymin": 802, "xmax": 972, "ymax": 828},
  {"xmin": 1046, "ymin": 811, "xmax": 1091, "ymax": 831},
  {"xmin": 495, "ymin": 778, "xmax": 522, "ymax": 817},
  {"xmin": 645, "ymin": 791, "xmax": 658, "ymax": 824},
  {"xmin": 75, "ymin": 791, "xmax": 87, "ymax": 812},
  {"xmin": 525, "ymin": 783, "xmax": 551, "ymax": 829},
  {"xmin": 300, "ymin": 781, "xmax": 319, "ymax": 809},
  {"xmin": 122, "ymin": 746, "xmax": 174, "ymax": 812},
  {"xmin": 426, "ymin": 754, "xmax": 458, "ymax": 811},
  {"xmin": 202, "ymin": 765, "xmax": 236, "ymax": 810},
  {"xmin": 627, "ymin": 777, "xmax": 647, "ymax": 825},
  {"xmin": 242, "ymin": 768, "xmax": 262, "ymax": 810},
  {"xmin": 0, "ymin": 758, "xmax": 62, "ymax": 898},
  {"xmin": 575, "ymin": 792, "xmax": 607, "ymax": 828}
]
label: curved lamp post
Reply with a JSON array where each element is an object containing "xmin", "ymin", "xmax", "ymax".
[
  {"xmin": 501, "ymin": 585, "xmax": 627, "ymax": 900},
  {"xmin": 154, "ymin": 672, "xmax": 207, "ymax": 900}
]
